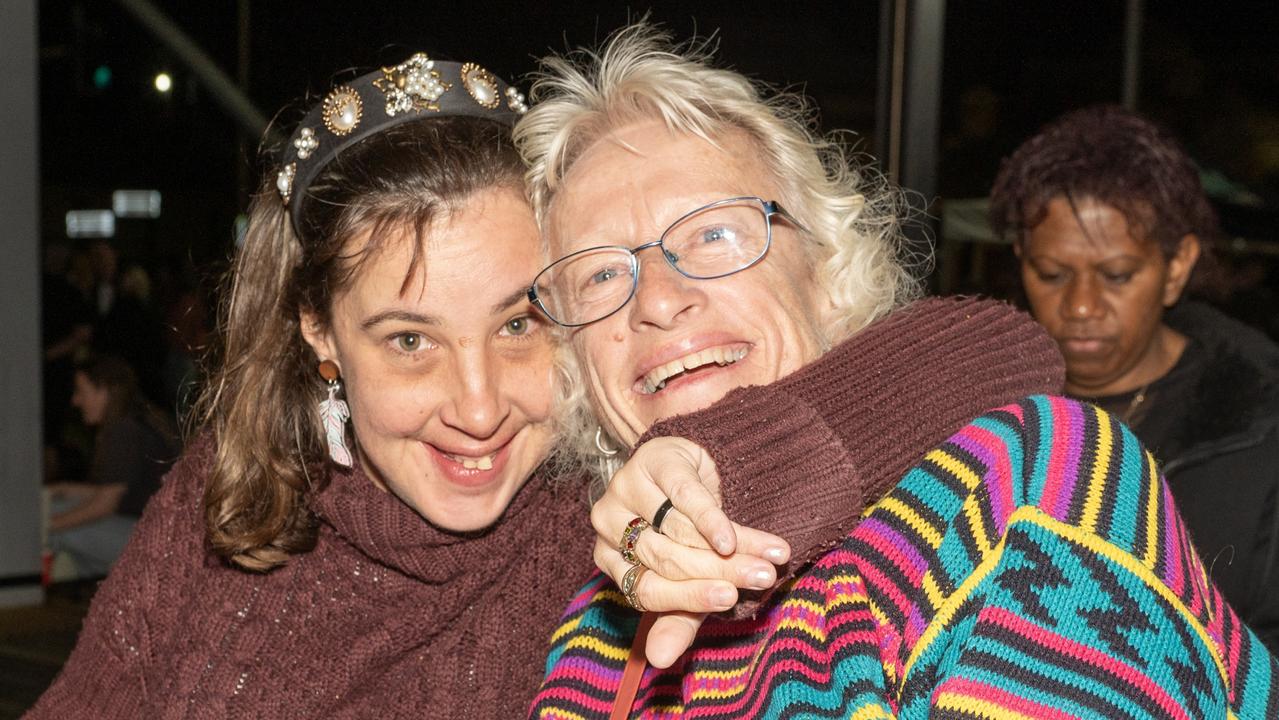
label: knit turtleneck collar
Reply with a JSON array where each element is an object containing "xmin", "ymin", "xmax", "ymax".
[{"xmin": 307, "ymin": 459, "xmax": 557, "ymax": 586}]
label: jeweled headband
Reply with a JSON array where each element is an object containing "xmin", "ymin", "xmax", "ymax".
[{"xmin": 276, "ymin": 53, "xmax": 528, "ymax": 237}]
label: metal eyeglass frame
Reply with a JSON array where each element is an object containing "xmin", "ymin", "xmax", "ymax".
[{"xmin": 527, "ymin": 196, "xmax": 801, "ymax": 328}]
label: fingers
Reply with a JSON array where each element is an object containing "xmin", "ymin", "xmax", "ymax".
[
  {"xmin": 646, "ymin": 612, "xmax": 706, "ymax": 669},
  {"xmin": 595, "ymin": 538, "xmax": 738, "ymax": 614}
]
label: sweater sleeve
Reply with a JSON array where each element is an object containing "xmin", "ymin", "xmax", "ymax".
[
  {"xmin": 888, "ymin": 396, "xmax": 1279, "ymax": 719},
  {"xmin": 640, "ymin": 297, "xmax": 1064, "ymax": 613},
  {"xmin": 24, "ymin": 440, "xmax": 212, "ymax": 719}
]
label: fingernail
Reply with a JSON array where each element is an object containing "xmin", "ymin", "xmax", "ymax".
[
  {"xmin": 746, "ymin": 568, "xmax": 773, "ymax": 589},
  {"xmin": 710, "ymin": 586, "xmax": 736, "ymax": 609},
  {"xmin": 714, "ymin": 535, "xmax": 733, "ymax": 554},
  {"xmin": 764, "ymin": 546, "xmax": 788, "ymax": 563}
]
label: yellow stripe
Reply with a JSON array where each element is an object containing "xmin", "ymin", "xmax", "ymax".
[
  {"xmin": 962, "ymin": 497, "xmax": 994, "ymax": 557},
  {"xmin": 904, "ymin": 505, "xmax": 1229, "ymax": 689},
  {"xmin": 926, "ymin": 449, "xmax": 984, "ymax": 492},
  {"xmin": 1141, "ymin": 450, "xmax": 1160, "ymax": 568},
  {"xmin": 921, "ymin": 572, "xmax": 945, "ymax": 613},
  {"xmin": 934, "ymin": 692, "xmax": 1041, "ymax": 720},
  {"xmin": 847, "ymin": 704, "xmax": 896, "ymax": 719},
  {"xmin": 879, "ymin": 496, "xmax": 944, "ymax": 549},
  {"xmin": 536, "ymin": 709, "xmax": 590, "ymax": 720},
  {"xmin": 1078, "ymin": 406, "xmax": 1113, "ymax": 534}
]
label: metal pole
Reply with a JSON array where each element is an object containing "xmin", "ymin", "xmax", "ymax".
[
  {"xmin": 0, "ymin": 0, "xmax": 45, "ymax": 607},
  {"xmin": 112, "ymin": 0, "xmax": 277, "ymax": 143},
  {"xmin": 1122, "ymin": 0, "xmax": 1144, "ymax": 109}
]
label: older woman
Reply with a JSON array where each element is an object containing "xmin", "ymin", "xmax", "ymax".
[
  {"xmin": 518, "ymin": 25, "xmax": 1279, "ymax": 719},
  {"xmin": 990, "ymin": 105, "xmax": 1279, "ymax": 651}
]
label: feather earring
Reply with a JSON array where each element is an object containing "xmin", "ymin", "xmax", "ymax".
[{"xmin": 318, "ymin": 360, "xmax": 353, "ymax": 467}]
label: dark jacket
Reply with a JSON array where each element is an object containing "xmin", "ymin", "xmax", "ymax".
[{"xmin": 1163, "ymin": 301, "xmax": 1279, "ymax": 652}]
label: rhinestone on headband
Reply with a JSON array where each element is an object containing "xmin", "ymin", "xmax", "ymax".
[
  {"xmin": 322, "ymin": 87, "xmax": 363, "ymax": 136},
  {"xmin": 460, "ymin": 63, "xmax": 501, "ymax": 109},
  {"xmin": 292, "ymin": 128, "xmax": 319, "ymax": 159},
  {"xmin": 277, "ymin": 53, "xmax": 529, "ymax": 227},
  {"xmin": 374, "ymin": 53, "xmax": 450, "ymax": 116}
]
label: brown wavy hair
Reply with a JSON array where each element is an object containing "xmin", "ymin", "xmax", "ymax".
[
  {"xmin": 194, "ymin": 116, "xmax": 524, "ymax": 571},
  {"xmin": 989, "ymin": 104, "xmax": 1221, "ymax": 260}
]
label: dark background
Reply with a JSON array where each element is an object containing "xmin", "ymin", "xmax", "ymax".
[{"xmin": 37, "ymin": 0, "xmax": 1279, "ymax": 318}]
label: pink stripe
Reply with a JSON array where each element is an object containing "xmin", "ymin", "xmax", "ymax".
[
  {"xmin": 981, "ymin": 606, "xmax": 1192, "ymax": 720},
  {"xmin": 934, "ymin": 675, "xmax": 1081, "ymax": 719},
  {"xmin": 1040, "ymin": 398, "xmax": 1072, "ymax": 518},
  {"xmin": 952, "ymin": 423, "xmax": 1016, "ymax": 531}
]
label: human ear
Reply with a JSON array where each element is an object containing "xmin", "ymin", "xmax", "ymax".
[
  {"xmin": 1162, "ymin": 234, "xmax": 1201, "ymax": 307},
  {"xmin": 299, "ymin": 309, "xmax": 339, "ymax": 366}
]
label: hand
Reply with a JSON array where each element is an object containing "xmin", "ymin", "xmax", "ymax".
[{"xmin": 592, "ymin": 436, "xmax": 791, "ymax": 667}]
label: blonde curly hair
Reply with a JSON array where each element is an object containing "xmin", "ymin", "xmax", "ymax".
[{"xmin": 514, "ymin": 22, "xmax": 924, "ymax": 484}]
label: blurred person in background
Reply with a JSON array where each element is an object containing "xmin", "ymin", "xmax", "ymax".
[
  {"xmin": 990, "ymin": 104, "xmax": 1279, "ymax": 650},
  {"xmin": 47, "ymin": 354, "xmax": 179, "ymax": 578}
]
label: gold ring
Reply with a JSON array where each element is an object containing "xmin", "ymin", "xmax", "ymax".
[
  {"xmin": 621, "ymin": 562, "xmax": 648, "ymax": 612},
  {"xmin": 618, "ymin": 517, "xmax": 651, "ymax": 565}
]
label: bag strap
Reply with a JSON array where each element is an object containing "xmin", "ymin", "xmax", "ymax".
[{"xmin": 610, "ymin": 612, "xmax": 656, "ymax": 720}]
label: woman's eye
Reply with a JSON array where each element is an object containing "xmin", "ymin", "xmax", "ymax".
[
  {"xmin": 701, "ymin": 226, "xmax": 736, "ymax": 243},
  {"xmin": 1104, "ymin": 272, "xmax": 1134, "ymax": 284},
  {"xmin": 590, "ymin": 267, "xmax": 619, "ymax": 285},
  {"xmin": 504, "ymin": 316, "xmax": 531, "ymax": 336},
  {"xmin": 394, "ymin": 333, "xmax": 425, "ymax": 352}
]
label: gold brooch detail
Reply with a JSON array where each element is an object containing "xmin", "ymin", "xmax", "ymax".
[
  {"xmin": 460, "ymin": 63, "xmax": 501, "ymax": 110},
  {"xmin": 374, "ymin": 53, "xmax": 450, "ymax": 116},
  {"xmin": 322, "ymin": 86, "xmax": 363, "ymax": 136}
]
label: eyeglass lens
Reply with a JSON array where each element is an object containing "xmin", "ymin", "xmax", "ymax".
[{"xmin": 538, "ymin": 198, "xmax": 771, "ymax": 326}]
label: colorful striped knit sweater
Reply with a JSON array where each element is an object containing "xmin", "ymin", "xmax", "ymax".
[{"xmin": 529, "ymin": 395, "xmax": 1279, "ymax": 718}]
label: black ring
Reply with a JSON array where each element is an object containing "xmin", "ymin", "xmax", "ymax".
[{"xmin": 651, "ymin": 498, "xmax": 675, "ymax": 533}]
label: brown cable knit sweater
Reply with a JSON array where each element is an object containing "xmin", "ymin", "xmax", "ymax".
[
  {"xmin": 27, "ymin": 440, "xmax": 596, "ymax": 719},
  {"xmin": 28, "ymin": 297, "xmax": 1061, "ymax": 718}
]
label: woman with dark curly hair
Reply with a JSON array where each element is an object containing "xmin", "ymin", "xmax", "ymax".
[{"xmin": 990, "ymin": 104, "xmax": 1279, "ymax": 651}]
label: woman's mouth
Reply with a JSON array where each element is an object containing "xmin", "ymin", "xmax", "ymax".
[
  {"xmin": 425, "ymin": 442, "xmax": 511, "ymax": 487},
  {"xmin": 637, "ymin": 345, "xmax": 749, "ymax": 395}
]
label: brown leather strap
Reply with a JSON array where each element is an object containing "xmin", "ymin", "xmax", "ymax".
[{"xmin": 610, "ymin": 612, "xmax": 656, "ymax": 720}]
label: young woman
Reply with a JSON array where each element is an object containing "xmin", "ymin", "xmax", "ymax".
[
  {"xmin": 47, "ymin": 354, "xmax": 179, "ymax": 577},
  {"xmin": 29, "ymin": 51, "xmax": 800, "ymax": 720}
]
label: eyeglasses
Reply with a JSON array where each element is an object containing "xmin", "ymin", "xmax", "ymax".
[{"xmin": 528, "ymin": 196, "xmax": 799, "ymax": 327}]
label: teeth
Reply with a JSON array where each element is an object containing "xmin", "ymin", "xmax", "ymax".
[
  {"xmin": 641, "ymin": 347, "xmax": 748, "ymax": 394},
  {"xmin": 448, "ymin": 453, "xmax": 496, "ymax": 470}
]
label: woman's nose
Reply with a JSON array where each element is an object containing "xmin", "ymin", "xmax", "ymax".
[
  {"xmin": 1062, "ymin": 277, "xmax": 1104, "ymax": 319},
  {"xmin": 443, "ymin": 359, "xmax": 508, "ymax": 439},
  {"xmin": 628, "ymin": 253, "xmax": 705, "ymax": 330}
]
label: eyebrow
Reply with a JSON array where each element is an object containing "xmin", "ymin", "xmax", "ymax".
[
  {"xmin": 359, "ymin": 286, "xmax": 533, "ymax": 330},
  {"xmin": 490, "ymin": 286, "xmax": 534, "ymax": 315}
]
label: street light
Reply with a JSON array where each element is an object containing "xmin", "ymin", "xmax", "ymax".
[{"xmin": 154, "ymin": 72, "xmax": 173, "ymax": 93}]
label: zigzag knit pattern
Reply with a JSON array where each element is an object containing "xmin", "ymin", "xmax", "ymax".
[{"xmin": 528, "ymin": 396, "xmax": 1279, "ymax": 719}]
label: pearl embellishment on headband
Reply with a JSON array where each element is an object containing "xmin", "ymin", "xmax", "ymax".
[
  {"xmin": 460, "ymin": 63, "xmax": 501, "ymax": 109},
  {"xmin": 375, "ymin": 53, "xmax": 450, "ymax": 116},
  {"xmin": 322, "ymin": 87, "xmax": 363, "ymax": 136},
  {"xmin": 277, "ymin": 162, "xmax": 296, "ymax": 203},
  {"xmin": 293, "ymin": 128, "xmax": 319, "ymax": 160},
  {"xmin": 505, "ymin": 86, "xmax": 528, "ymax": 114}
]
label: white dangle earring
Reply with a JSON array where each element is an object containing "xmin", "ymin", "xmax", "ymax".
[
  {"xmin": 318, "ymin": 360, "xmax": 353, "ymax": 467},
  {"xmin": 594, "ymin": 426, "xmax": 619, "ymax": 457}
]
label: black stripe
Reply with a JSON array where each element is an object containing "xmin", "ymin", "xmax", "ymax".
[{"xmin": 0, "ymin": 574, "xmax": 41, "ymax": 588}]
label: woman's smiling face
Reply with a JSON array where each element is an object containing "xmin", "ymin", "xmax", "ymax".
[
  {"xmin": 303, "ymin": 187, "xmax": 557, "ymax": 531},
  {"xmin": 545, "ymin": 122, "xmax": 827, "ymax": 447}
]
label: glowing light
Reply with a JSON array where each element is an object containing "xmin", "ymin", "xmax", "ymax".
[{"xmin": 154, "ymin": 72, "xmax": 173, "ymax": 93}]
